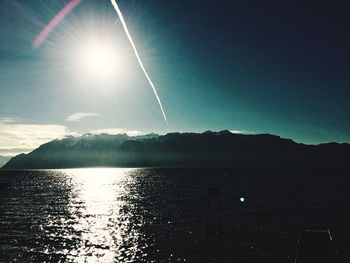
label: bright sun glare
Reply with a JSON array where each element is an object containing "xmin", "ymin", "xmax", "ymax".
[{"xmin": 76, "ymin": 39, "xmax": 120, "ymax": 82}]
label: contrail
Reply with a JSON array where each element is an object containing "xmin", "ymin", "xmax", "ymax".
[{"xmin": 110, "ymin": 0, "xmax": 168, "ymax": 126}]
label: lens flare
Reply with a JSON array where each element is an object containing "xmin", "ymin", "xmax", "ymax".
[{"xmin": 33, "ymin": 0, "xmax": 81, "ymax": 49}]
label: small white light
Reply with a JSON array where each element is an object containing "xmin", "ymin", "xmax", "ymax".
[{"xmin": 240, "ymin": 197, "xmax": 245, "ymax": 202}]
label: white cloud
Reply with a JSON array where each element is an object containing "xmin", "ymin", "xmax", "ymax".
[
  {"xmin": 230, "ymin": 130, "xmax": 255, "ymax": 135},
  {"xmin": 0, "ymin": 116, "xmax": 145, "ymax": 156},
  {"xmin": 90, "ymin": 128, "xmax": 145, "ymax": 137},
  {"xmin": 66, "ymin": 112, "xmax": 100, "ymax": 122},
  {"xmin": 0, "ymin": 120, "xmax": 76, "ymax": 156}
]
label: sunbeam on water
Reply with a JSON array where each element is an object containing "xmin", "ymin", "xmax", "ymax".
[
  {"xmin": 68, "ymin": 168, "xmax": 144, "ymax": 262},
  {"xmin": 55, "ymin": 168, "xmax": 143, "ymax": 262},
  {"xmin": 2, "ymin": 167, "xmax": 350, "ymax": 262}
]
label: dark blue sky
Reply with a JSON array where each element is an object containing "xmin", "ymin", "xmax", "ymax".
[{"xmin": 0, "ymin": 0, "xmax": 349, "ymax": 155}]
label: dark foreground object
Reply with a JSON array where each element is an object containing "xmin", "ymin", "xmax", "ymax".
[{"xmin": 295, "ymin": 229, "xmax": 339, "ymax": 263}]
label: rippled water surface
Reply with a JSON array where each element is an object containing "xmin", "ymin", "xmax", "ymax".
[{"xmin": 1, "ymin": 167, "xmax": 350, "ymax": 262}]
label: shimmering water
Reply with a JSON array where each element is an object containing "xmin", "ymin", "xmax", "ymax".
[{"xmin": 0, "ymin": 167, "xmax": 350, "ymax": 262}]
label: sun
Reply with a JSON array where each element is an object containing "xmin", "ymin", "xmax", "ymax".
[{"xmin": 75, "ymin": 39, "xmax": 120, "ymax": 82}]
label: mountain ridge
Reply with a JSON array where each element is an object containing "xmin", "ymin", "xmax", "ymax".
[{"xmin": 2, "ymin": 131, "xmax": 350, "ymax": 169}]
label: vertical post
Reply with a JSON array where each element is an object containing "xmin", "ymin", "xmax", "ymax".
[{"xmin": 207, "ymin": 186, "xmax": 222, "ymax": 260}]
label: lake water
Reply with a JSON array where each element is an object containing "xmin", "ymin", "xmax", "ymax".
[{"xmin": 0, "ymin": 167, "xmax": 349, "ymax": 262}]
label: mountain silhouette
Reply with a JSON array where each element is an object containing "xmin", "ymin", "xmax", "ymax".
[{"xmin": 2, "ymin": 131, "xmax": 350, "ymax": 169}]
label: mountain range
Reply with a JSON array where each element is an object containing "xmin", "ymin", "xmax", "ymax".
[{"xmin": 2, "ymin": 131, "xmax": 350, "ymax": 169}]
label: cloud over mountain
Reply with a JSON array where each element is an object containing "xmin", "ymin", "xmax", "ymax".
[
  {"xmin": 65, "ymin": 112, "xmax": 100, "ymax": 122},
  {"xmin": 0, "ymin": 118, "xmax": 75, "ymax": 156}
]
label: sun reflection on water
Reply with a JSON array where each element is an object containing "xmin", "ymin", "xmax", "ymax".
[{"xmin": 62, "ymin": 168, "xmax": 139, "ymax": 262}]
